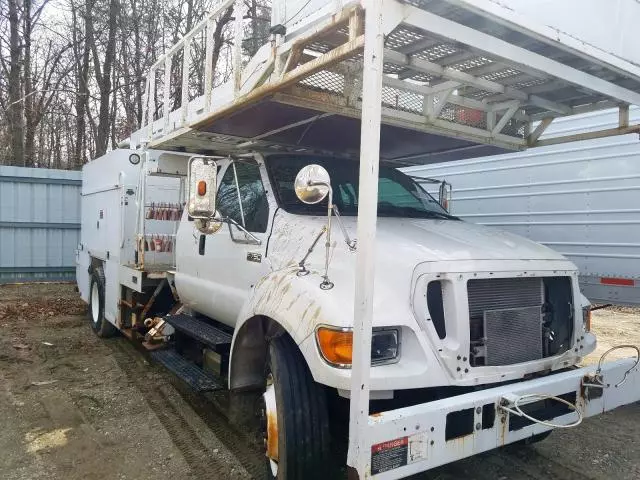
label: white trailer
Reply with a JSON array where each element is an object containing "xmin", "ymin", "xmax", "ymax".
[
  {"xmin": 77, "ymin": 1, "xmax": 640, "ymax": 479},
  {"xmin": 406, "ymin": 106, "xmax": 640, "ymax": 306}
]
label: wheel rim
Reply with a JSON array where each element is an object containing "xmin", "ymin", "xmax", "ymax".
[
  {"xmin": 90, "ymin": 282, "xmax": 100, "ymax": 324},
  {"xmin": 261, "ymin": 374, "xmax": 278, "ymax": 476}
]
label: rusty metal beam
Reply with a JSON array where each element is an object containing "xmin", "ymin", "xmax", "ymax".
[
  {"xmin": 189, "ymin": 35, "xmax": 365, "ymax": 133},
  {"xmin": 532, "ymin": 125, "xmax": 640, "ymax": 147},
  {"xmin": 526, "ymin": 117, "xmax": 553, "ymax": 145}
]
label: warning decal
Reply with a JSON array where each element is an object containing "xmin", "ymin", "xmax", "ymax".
[{"xmin": 371, "ymin": 437, "xmax": 408, "ymax": 474}]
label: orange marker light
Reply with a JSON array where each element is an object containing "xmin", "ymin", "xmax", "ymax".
[
  {"xmin": 197, "ymin": 180, "xmax": 207, "ymax": 196},
  {"xmin": 316, "ymin": 327, "xmax": 353, "ymax": 366}
]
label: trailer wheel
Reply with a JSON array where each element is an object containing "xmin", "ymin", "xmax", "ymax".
[
  {"xmin": 89, "ymin": 267, "xmax": 117, "ymax": 338},
  {"xmin": 259, "ymin": 334, "xmax": 331, "ymax": 479}
]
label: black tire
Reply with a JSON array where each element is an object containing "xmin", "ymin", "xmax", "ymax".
[
  {"xmin": 88, "ymin": 267, "xmax": 118, "ymax": 338},
  {"xmin": 261, "ymin": 334, "xmax": 331, "ymax": 480}
]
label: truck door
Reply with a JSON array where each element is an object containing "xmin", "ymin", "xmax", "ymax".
[{"xmin": 186, "ymin": 159, "xmax": 271, "ymax": 326}]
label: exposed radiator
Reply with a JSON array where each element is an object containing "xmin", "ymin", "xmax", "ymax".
[
  {"xmin": 468, "ymin": 277, "xmax": 545, "ymax": 366},
  {"xmin": 468, "ymin": 277, "xmax": 543, "ymax": 317},
  {"xmin": 484, "ymin": 306, "xmax": 543, "ymax": 365}
]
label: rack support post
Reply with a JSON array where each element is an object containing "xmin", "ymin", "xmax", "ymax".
[{"xmin": 347, "ymin": 1, "xmax": 385, "ymax": 478}]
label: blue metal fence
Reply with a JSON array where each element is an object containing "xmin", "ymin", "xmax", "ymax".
[{"xmin": 0, "ymin": 166, "xmax": 81, "ymax": 284}]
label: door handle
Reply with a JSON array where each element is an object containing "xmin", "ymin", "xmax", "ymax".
[{"xmin": 199, "ymin": 234, "xmax": 206, "ymax": 255}]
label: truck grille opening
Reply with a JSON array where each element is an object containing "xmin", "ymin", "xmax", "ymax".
[
  {"xmin": 468, "ymin": 277, "xmax": 573, "ymax": 367},
  {"xmin": 426, "ymin": 280, "xmax": 447, "ymax": 339}
]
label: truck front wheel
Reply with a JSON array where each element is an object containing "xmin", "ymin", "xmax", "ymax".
[
  {"xmin": 88, "ymin": 267, "xmax": 117, "ymax": 338},
  {"xmin": 259, "ymin": 334, "xmax": 331, "ymax": 479}
]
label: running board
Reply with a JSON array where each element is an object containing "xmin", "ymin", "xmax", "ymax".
[
  {"xmin": 150, "ymin": 349, "xmax": 224, "ymax": 392},
  {"xmin": 164, "ymin": 314, "xmax": 232, "ymax": 349}
]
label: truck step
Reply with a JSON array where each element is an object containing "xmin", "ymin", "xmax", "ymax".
[
  {"xmin": 164, "ymin": 314, "xmax": 233, "ymax": 348},
  {"xmin": 150, "ymin": 349, "xmax": 224, "ymax": 392}
]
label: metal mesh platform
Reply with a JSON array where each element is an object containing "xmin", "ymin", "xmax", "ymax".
[
  {"xmin": 133, "ymin": 0, "xmax": 640, "ymax": 166},
  {"xmin": 150, "ymin": 349, "xmax": 224, "ymax": 392},
  {"xmin": 164, "ymin": 314, "xmax": 233, "ymax": 348}
]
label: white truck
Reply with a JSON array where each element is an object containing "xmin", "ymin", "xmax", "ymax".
[{"xmin": 77, "ymin": 1, "xmax": 640, "ymax": 479}]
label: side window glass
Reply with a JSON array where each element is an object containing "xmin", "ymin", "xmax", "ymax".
[
  {"xmin": 217, "ymin": 165, "xmax": 242, "ymax": 225},
  {"xmin": 217, "ymin": 162, "xmax": 269, "ymax": 233}
]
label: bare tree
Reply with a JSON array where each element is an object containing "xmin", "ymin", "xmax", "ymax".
[
  {"xmin": 87, "ymin": 0, "xmax": 119, "ymax": 156},
  {"xmin": 71, "ymin": 0, "xmax": 91, "ymax": 167},
  {"xmin": 0, "ymin": 0, "xmax": 274, "ymax": 169},
  {"xmin": 24, "ymin": 38, "xmax": 73, "ymax": 165},
  {"xmin": 5, "ymin": 0, "xmax": 25, "ymax": 166}
]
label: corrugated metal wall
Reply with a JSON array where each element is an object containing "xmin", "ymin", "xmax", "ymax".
[
  {"xmin": 0, "ymin": 166, "xmax": 81, "ymax": 284},
  {"xmin": 405, "ymin": 107, "xmax": 640, "ymax": 304}
]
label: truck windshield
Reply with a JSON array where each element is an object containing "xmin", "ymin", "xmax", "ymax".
[{"xmin": 267, "ymin": 155, "xmax": 455, "ymax": 219}]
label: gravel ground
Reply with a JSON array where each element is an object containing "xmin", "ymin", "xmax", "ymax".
[{"xmin": 0, "ymin": 283, "xmax": 639, "ymax": 480}]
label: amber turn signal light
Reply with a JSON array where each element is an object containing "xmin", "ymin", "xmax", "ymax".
[
  {"xmin": 197, "ymin": 180, "xmax": 207, "ymax": 196},
  {"xmin": 316, "ymin": 327, "xmax": 353, "ymax": 366}
]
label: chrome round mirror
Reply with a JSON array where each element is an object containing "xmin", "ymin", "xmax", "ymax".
[{"xmin": 294, "ymin": 164, "xmax": 330, "ymax": 204}]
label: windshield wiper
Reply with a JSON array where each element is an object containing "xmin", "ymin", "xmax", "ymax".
[
  {"xmin": 377, "ymin": 205, "xmax": 457, "ymax": 220},
  {"xmin": 421, "ymin": 210, "xmax": 458, "ymax": 220}
]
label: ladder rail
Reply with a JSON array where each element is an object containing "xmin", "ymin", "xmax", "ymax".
[{"xmin": 143, "ymin": 0, "xmax": 238, "ymax": 143}]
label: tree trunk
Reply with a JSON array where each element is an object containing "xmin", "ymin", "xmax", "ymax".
[
  {"xmin": 72, "ymin": 0, "xmax": 91, "ymax": 167},
  {"xmin": 7, "ymin": 0, "xmax": 25, "ymax": 167},
  {"xmin": 211, "ymin": 7, "xmax": 233, "ymax": 86},
  {"xmin": 133, "ymin": 0, "xmax": 143, "ymax": 127},
  {"xmin": 23, "ymin": 0, "xmax": 35, "ymax": 167},
  {"xmin": 110, "ymin": 57, "xmax": 118, "ymax": 149},
  {"xmin": 92, "ymin": 0, "xmax": 119, "ymax": 156}
]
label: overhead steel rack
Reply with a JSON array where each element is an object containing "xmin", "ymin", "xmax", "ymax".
[
  {"xmin": 134, "ymin": 0, "xmax": 640, "ymax": 166},
  {"xmin": 130, "ymin": 0, "xmax": 640, "ymax": 478}
]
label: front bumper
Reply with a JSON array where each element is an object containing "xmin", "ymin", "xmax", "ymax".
[{"xmin": 365, "ymin": 357, "xmax": 640, "ymax": 479}]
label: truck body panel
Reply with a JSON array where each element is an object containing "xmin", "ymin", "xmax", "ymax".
[{"xmin": 77, "ymin": 150, "xmax": 185, "ymax": 326}]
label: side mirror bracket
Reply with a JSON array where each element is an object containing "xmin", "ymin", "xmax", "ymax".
[{"xmin": 293, "ymin": 164, "xmax": 356, "ymax": 289}]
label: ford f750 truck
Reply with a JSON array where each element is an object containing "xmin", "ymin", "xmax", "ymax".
[{"xmin": 77, "ymin": 0, "xmax": 640, "ymax": 478}]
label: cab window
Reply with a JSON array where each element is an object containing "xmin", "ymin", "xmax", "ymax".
[{"xmin": 217, "ymin": 161, "xmax": 269, "ymax": 233}]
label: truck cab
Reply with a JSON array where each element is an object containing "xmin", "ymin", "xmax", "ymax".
[{"xmin": 176, "ymin": 152, "xmax": 594, "ymax": 396}]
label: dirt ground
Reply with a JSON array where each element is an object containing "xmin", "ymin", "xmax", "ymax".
[{"xmin": 1, "ymin": 283, "xmax": 639, "ymax": 480}]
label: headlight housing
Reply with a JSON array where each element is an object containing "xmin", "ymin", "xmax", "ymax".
[
  {"xmin": 315, "ymin": 326, "xmax": 400, "ymax": 368},
  {"xmin": 371, "ymin": 329, "xmax": 400, "ymax": 365}
]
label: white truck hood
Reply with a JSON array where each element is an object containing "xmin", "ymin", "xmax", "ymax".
[
  {"xmin": 266, "ymin": 212, "xmax": 575, "ymax": 334},
  {"xmin": 269, "ymin": 214, "xmax": 568, "ymax": 271},
  {"xmin": 369, "ymin": 217, "xmax": 565, "ymax": 262}
]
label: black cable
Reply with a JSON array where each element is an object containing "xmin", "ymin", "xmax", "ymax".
[{"xmin": 284, "ymin": 0, "xmax": 312, "ymax": 27}]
